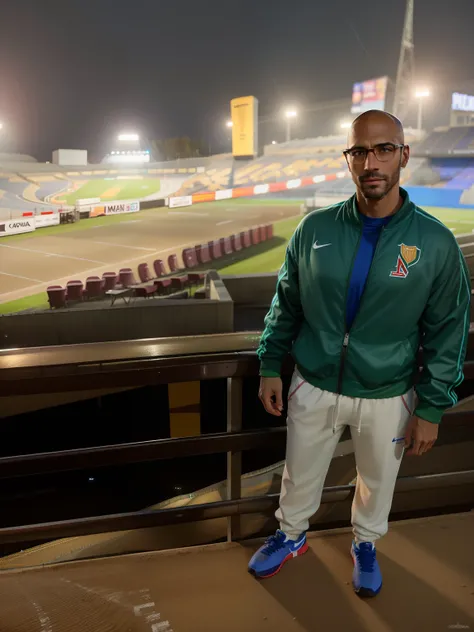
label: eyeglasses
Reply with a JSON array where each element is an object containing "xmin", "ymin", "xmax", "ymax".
[{"xmin": 343, "ymin": 143, "xmax": 405, "ymax": 164}]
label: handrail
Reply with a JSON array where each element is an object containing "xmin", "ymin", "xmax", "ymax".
[
  {"xmin": 2, "ymin": 325, "xmax": 473, "ymax": 372},
  {"xmin": 0, "ymin": 331, "xmax": 262, "ymax": 370},
  {"xmin": 1, "ymin": 329, "xmax": 474, "ymax": 398},
  {"xmin": 0, "ymin": 331, "xmax": 473, "ymax": 549}
]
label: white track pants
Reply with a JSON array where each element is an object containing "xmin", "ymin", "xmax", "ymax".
[{"xmin": 276, "ymin": 370, "xmax": 415, "ymax": 543}]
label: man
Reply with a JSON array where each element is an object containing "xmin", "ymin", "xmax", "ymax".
[{"xmin": 248, "ymin": 110, "xmax": 471, "ymax": 597}]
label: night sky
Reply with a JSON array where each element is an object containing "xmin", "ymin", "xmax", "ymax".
[{"xmin": 1, "ymin": 0, "xmax": 474, "ymax": 161}]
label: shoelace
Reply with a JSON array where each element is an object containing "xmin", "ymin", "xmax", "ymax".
[
  {"xmin": 261, "ymin": 533, "xmax": 287, "ymax": 555},
  {"xmin": 355, "ymin": 543, "xmax": 375, "ymax": 572}
]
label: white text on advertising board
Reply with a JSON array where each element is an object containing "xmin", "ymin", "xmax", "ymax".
[{"xmin": 452, "ymin": 92, "xmax": 474, "ymax": 112}]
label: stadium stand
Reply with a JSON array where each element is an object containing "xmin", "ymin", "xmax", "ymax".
[
  {"xmin": 174, "ymin": 130, "xmax": 423, "ymax": 196},
  {"xmin": 42, "ymin": 225, "xmax": 274, "ymax": 310},
  {"xmin": 414, "ymin": 127, "xmax": 474, "ymax": 155}
]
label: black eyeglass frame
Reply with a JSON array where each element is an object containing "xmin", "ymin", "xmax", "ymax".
[{"xmin": 343, "ymin": 143, "xmax": 406, "ymax": 163}]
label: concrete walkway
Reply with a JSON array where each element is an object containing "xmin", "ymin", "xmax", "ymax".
[{"xmin": 0, "ymin": 512, "xmax": 472, "ymax": 631}]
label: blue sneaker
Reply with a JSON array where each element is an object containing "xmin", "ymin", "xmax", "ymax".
[
  {"xmin": 351, "ymin": 541, "xmax": 382, "ymax": 597},
  {"xmin": 248, "ymin": 530, "xmax": 308, "ymax": 579}
]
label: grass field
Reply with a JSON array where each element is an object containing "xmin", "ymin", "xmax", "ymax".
[
  {"xmin": 62, "ymin": 178, "xmax": 162, "ymax": 205},
  {"xmin": 0, "ymin": 202, "xmax": 473, "ymax": 316},
  {"xmin": 219, "ymin": 206, "xmax": 474, "ymax": 275}
]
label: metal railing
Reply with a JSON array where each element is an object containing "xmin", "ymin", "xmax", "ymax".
[{"xmin": 0, "ymin": 332, "xmax": 473, "ymax": 546}]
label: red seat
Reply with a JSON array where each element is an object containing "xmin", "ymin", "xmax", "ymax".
[
  {"xmin": 66, "ymin": 280, "xmax": 83, "ymax": 302},
  {"xmin": 153, "ymin": 259, "xmax": 167, "ymax": 278},
  {"xmin": 154, "ymin": 278, "xmax": 172, "ymax": 295},
  {"xmin": 182, "ymin": 248, "xmax": 198, "ymax": 269},
  {"xmin": 188, "ymin": 272, "xmax": 206, "ymax": 286},
  {"xmin": 251, "ymin": 227, "xmax": 261, "ymax": 245},
  {"xmin": 171, "ymin": 277, "xmax": 188, "ymax": 292},
  {"xmin": 266, "ymin": 224, "xmax": 274, "ymax": 240},
  {"xmin": 259, "ymin": 225, "xmax": 267, "ymax": 242},
  {"xmin": 240, "ymin": 231, "xmax": 251, "ymax": 248},
  {"xmin": 84, "ymin": 276, "xmax": 104, "ymax": 299},
  {"xmin": 119, "ymin": 268, "xmax": 138, "ymax": 287},
  {"xmin": 168, "ymin": 254, "xmax": 181, "ymax": 273},
  {"xmin": 230, "ymin": 234, "xmax": 242, "ymax": 251},
  {"xmin": 134, "ymin": 285, "xmax": 157, "ymax": 298},
  {"xmin": 102, "ymin": 272, "xmax": 118, "ymax": 291},
  {"xmin": 209, "ymin": 239, "xmax": 222, "ymax": 259},
  {"xmin": 138, "ymin": 263, "xmax": 154, "ymax": 283},
  {"xmin": 47, "ymin": 286, "xmax": 66, "ymax": 310},
  {"xmin": 196, "ymin": 244, "xmax": 211, "ymax": 264},
  {"xmin": 220, "ymin": 237, "xmax": 233, "ymax": 256}
]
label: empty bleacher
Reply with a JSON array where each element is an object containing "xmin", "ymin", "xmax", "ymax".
[
  {"xmin": 414, "ymin": 127, "xmax": 474, "ymax": 155},
  {"xmin": 44, "ymin": 224, "xmax": 275, "ymax": 311}
]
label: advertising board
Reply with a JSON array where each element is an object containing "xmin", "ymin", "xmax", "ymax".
[
  {"xmin": 0, "ymin": 219, "xmax": 36, "ymax": 237},
  {"xmin": 34, "ymin": 213, "xmax": 60, "ymax": 228},
  {"xmin": 452, "ymin": 92, "xmax": 474, "ymax": 112},
  {"xmin": 104, "ymin": 201, "xmax": 140, "ymax": 215},
  {"xmin": 230, "ymin": 96, "xmax": 259, "ymax": 159},
  {"xmin": 351, "ymin": 76, "xmax": 388, "ymax": 114},
  {"xmin": 169, "ymin": 196, "xmax": 193, "ymax": 208}
]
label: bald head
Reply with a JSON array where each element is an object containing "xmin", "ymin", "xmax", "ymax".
[
  {"xmin": 344, "ymin": 109, "xmax": 409, "ymax": 202},
  {"xmin": 348, "ymin": 110, "xmax": 405, "ymax": 146}
]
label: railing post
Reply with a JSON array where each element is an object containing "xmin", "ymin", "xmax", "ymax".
[{"xmin": 226, "ymin": 376, "xmax": 243, "ymax": 542}]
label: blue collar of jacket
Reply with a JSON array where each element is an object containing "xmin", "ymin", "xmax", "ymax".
[{"xmin": 338, "ymin": 187, "xmax": 415, "ymax": 230}]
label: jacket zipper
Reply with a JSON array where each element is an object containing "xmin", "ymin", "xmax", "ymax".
[{"xmin": 337, "ymin": 225, "xmax": 386, "ymax": 394}]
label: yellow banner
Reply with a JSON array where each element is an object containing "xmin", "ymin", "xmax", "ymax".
[{"xmin": 230, "ymin": 96, "xmax": 258, "ymax": 158}]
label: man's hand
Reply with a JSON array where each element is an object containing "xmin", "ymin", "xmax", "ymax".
[
  {"xmin": 259, "ymin": 377, "xmax": 284, "ymax": 417},
  {"xmin": 404, "ymin": 416, "xmax": 439, "ymax": 456}
]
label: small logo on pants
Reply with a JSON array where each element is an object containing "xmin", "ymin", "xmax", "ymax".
[{"xmin": 392, "ymin": 437, "xmax": 405, "ymax": 443}]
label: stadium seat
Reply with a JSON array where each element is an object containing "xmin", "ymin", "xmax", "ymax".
[
  {"xmin": 182, "ymin": 248, "xmax": 199, "ymax": 269},
  {"xmin": 84, "ymin": 277, "xmax": 104, "ymax": 299},
  {"xmin": 196, "ymin": 244, "xmax": 211, "ymax": 264},
  {"xmin": 266, "ymin": 224, "xmax": 274, "ymax": 240},
  {"xmin": 168, "ymin": 254, "xmax": 182, "ymax": 274},
  {"xmin": 209, "ymin": 239, "xmax": 222, "ymax": 259},
  {"xmin": 119, "ymin": 268, "xmax": 138, "ymax": 287},
  {"xmin": 188, "ymin": 271, "xmax": 206, "ymax": 286},
  {"xmin": 220, "ymin": 237, "xmax": 233, "ymax": 256},
  {"xmin": 153, "ymin": 259, "xmax": 167, "ymax": 278},
  {"xmin": 138, "ymin": 263, "xmax": 154, "ymax": 283},
  {"xmin": 102, "ymin": 272, "xmax": 118, "ymax": 291},
  {"xmin": 251, "ymin": 227, "xmax": 261, "ymax": 246},
  {"xmin": 259, "ymin": 225, "xmax": 267, "ymax": 243},
  {"xmin": 230, "ymin": 234, "xmax": 242, "ymax": 252},
  {"xmin": 154, "ymin": 278, "xmax": 172, "ymax": 296},
  {"xmin": 47, "ymin": 286, "xmax": 67, "ymax": 310},
  {"xmin": 240, "ymin": 231, "xmax": 251, "ymax": 248},
  {"xmin": 134, "ymin": 285, "xmax": 157, "ymax": 299},
  {"xmin": 171, "ymin": 277, "xmax": 189, "ymax": 292},
  {"xmin": 66, "ymin": 280, "xmax": 84, "ymax": 302}
]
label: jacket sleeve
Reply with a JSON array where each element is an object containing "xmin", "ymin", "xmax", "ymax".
[
  {"xmin": 414, "ymin": 240, "xmax": 471, "ymax": 424},
  {"xmin": 257, "ymin": 231, "xmax": 303, "ymax": 376}
]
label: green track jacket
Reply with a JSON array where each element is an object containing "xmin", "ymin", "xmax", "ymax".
[{"xmin": 258, "ymin": 188, "xmax": 471, "ymax": 423}]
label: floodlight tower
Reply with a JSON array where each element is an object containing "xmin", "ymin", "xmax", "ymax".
[{"xmin": 393, "ymin": 0, "xmax": 415, "ymax": 122}]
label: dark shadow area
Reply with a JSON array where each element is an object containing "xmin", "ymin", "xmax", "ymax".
[
  {"xmin": 323, "ymin": 535, "xmax": 474, "ymax": 631},
  {"xmin": 245, "ymin": 546, "xmax": 369, "ymax": 632}
]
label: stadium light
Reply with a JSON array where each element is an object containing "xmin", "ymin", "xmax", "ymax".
[
  {"xmin": 284, "ymin": 109, "xmax": 298, "ymax": 142},
  {"xmin": 118, "ymin": 133, "xmax": 140, "ymax": 142},
  {"xmin": 272, "ymin": 140, "xmax": 277, "ymax": 145},
  {"xmin": 0, "ymin": 122, "xmax": 3, "ymax": 131},
  {"xmin": 226, "ymin": 120, "xmax": 233, "ymax": 128},
  {"xmin": 340, "ymin": 121, "xmax": 352, "ymax": 130},
  {"xmin": 414, "ymin": 88, "xmax": 430, "ymax": 131}
]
